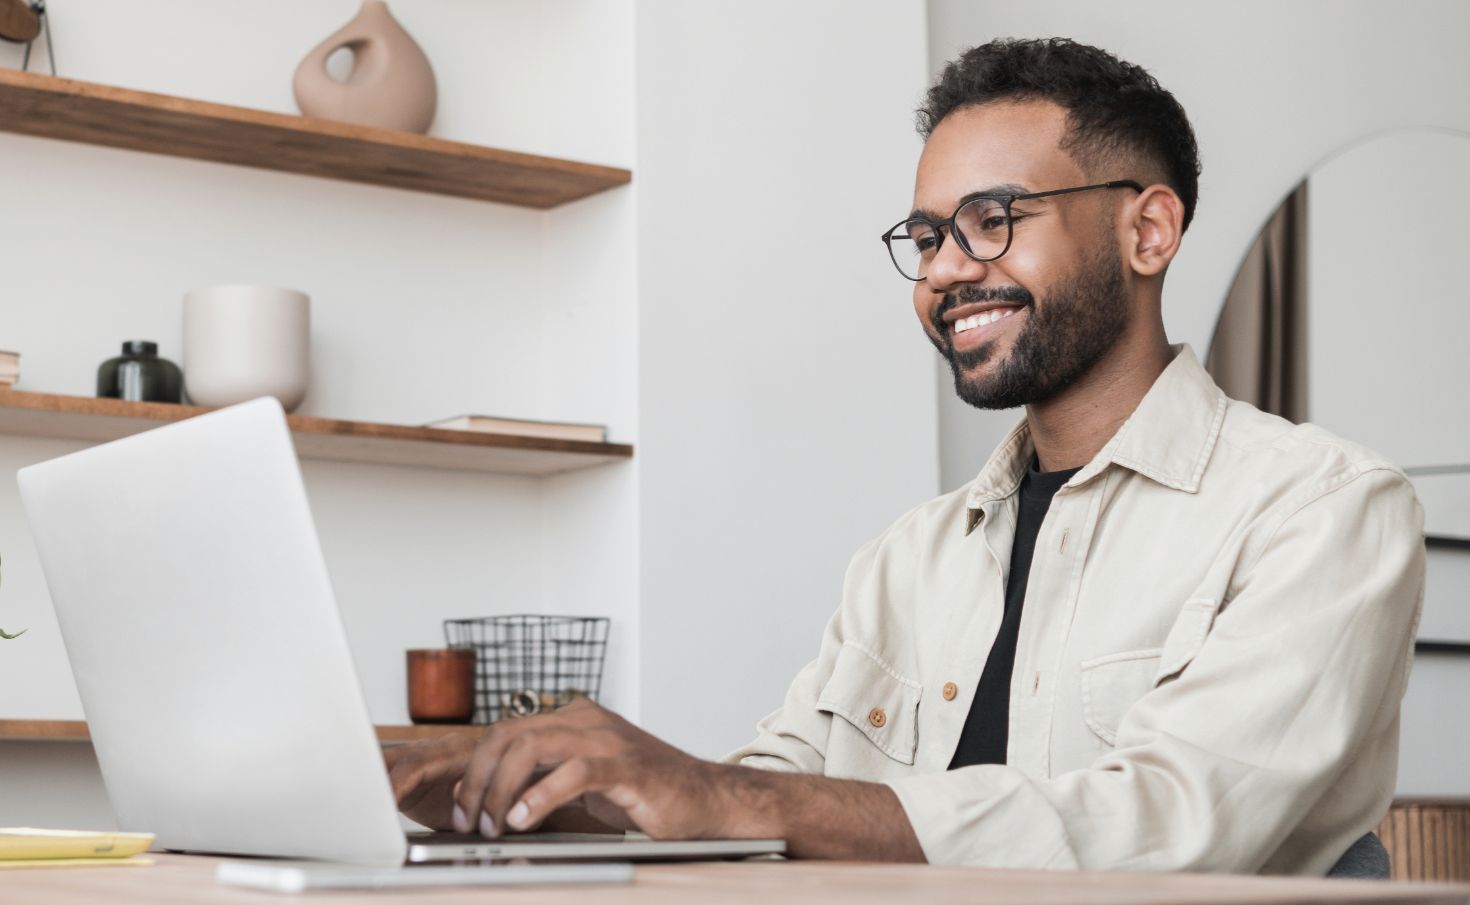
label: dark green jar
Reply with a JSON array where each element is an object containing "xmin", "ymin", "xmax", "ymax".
[{"xmin": 97, "ymin": 341, "xmax": 184, "ymax": 403}]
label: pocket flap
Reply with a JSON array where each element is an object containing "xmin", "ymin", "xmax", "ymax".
[
  {"xmin": 1080, "ymin": 648, "xmax": 1162, "ymax": 746},
  {"xmin": 1153, "ymin": 597, "xmax": 1221, "ymax": 685},
  {"xmin": 816, "ymin": 643, "xmax": 921, "ymax": 765}
]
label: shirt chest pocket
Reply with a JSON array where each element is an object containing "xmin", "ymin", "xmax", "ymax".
[
  {"xmin": 1079, "ymin": 597, "xmax": 1220, "ymax": 746},
  {"xmin": 816, "ymin": 643, "xmax": 921, "ymax": 766}
]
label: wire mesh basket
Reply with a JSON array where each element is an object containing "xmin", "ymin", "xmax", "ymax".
[{"xmin": 443, "ymin": 614, "xmax": 610, "ymax": 724}]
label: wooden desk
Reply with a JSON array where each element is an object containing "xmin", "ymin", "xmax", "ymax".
[{"xmin": 4, "ymin": 854, "xmax": 1469, "ymax": 904}]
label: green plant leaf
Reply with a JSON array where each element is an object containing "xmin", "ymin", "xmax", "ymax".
[{"xmin": 0, "ymin": 552, "xmax": 20, "ymax": 638}]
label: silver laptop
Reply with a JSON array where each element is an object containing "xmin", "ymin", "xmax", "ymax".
[{"xmin": 17, "ymin": 397, "xmax": 784, "ymax": 867}]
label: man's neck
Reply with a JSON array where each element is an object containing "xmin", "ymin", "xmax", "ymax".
[{"xmin": 1025, "ymin": 337, "xmax": 1174, "ymax": 473}]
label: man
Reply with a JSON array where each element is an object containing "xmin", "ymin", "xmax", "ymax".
[{"xmin": 386, "ymin": 38, "xmax": 1423, "ymax": 874}]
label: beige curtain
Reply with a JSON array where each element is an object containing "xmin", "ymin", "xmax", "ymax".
[{"xmin": 1205, "ymin": 181, "xmax": 1309, "ymax": 423}]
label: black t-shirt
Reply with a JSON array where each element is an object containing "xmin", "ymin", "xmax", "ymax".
[{"xmin": 949, "ymin": 456, "xmax": 1081, "ymax": 769}]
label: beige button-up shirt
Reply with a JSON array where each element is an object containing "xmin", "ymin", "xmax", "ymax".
[{"xmin": 726, "ymin": 345, "xmax": 1424, "ymax": 875}]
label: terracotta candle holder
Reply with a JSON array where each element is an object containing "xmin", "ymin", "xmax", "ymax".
[{"xmin": 406, "ymin": 648, "xmax": 476, "ymax": 724}]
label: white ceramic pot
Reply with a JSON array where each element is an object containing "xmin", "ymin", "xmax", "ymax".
[{"xmin": 183, "ymin": 286, "xmax": 310, "ymax": 412}]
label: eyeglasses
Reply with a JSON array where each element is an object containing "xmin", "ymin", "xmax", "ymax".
[{"xmin": 880, "ymin": 180, "xmax": 1144, "ymax": 281}]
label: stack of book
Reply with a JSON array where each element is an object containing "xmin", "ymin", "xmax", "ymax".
[
  {"xmin": 0, "ymin": 828, "xmax": 154, "ymax": 870},
  {"xmin": 0, "ymin": 350, "xmax": 17, "ymax": 387},
  {"xmin": 424, "ymin": 413, "xmax": 607, "ymax": 443}
]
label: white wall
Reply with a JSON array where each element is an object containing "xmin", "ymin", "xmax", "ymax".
[
  {"xmin": 0, "ymin": 744, "xmax": 114, "ymax": 830},
  {"xmin": 929, "ymin": 0, "xmax": 1470, "ymax": 489},
  {"xmin": 634, "ymin": 2, "xmax": 937, "ymax": 758}
]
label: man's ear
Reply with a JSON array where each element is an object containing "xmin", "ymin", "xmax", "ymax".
[{"xmin": 1125, "ymin": 185, "xmax": 1184, "ymax": 277}]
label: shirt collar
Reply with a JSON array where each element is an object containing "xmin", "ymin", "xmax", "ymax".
[{"xmin": 964, "ymin": 345, "xmax": 1228, "ymax": 533}]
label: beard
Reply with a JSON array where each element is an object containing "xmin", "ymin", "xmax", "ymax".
[{"xmin": 930, "ymin": 244, "xmax": 1131, "ymax": 410}]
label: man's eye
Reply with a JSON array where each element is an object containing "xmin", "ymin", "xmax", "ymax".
[
  {"xmin": 915, "ymin": 235, "xmax": 940, "ymax": 253},
  {"xmin": 979, "ymin": 215, "xmax": 1012, "ymax": 231}
]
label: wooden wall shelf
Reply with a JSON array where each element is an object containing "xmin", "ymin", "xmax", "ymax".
[
  {"xmin": 0, "ymin": 719, "xmax": 482, "ymax": 745},
  {"xmin": 0, "ymin": 70, "xmax": 631, "ymax": 209},
  {"xmin": 0, "ymin": 389, "xmax": 632, "ymax": 477}
]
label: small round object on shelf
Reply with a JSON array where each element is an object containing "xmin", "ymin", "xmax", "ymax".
[{"xmin": 97, "ymin": 341, "xmax": 184, "ymax": 404}]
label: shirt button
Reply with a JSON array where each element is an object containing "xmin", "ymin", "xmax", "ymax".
[
  {"xmin": 942, "ymin": 682, "xmax": 958, "ymax": 701},
  {"xmin": 868, "ymin": 707, "xmax": 887, "ymax": 728}
]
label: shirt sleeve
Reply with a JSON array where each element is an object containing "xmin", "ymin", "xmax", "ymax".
[{"xmin": 884, "ymin": 466, "xmax": 1424, "ymax": 872}]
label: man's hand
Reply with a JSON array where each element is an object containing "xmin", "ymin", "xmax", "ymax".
[
  {"xmin": 384, "ymin": 732, "xmax": 478, "ymax": 831},
  {"xmin": 452, "ymin": 697, "xmax": 734, "ymax": 839},
  {"xmin": 386, "ymin": 698, "xmax": 926, "ymax": 862}
]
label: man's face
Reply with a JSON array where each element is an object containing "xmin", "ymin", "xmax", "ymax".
[{"xmin": 911, "ymin": 101, "xmax": 1132, "ymax": 410}]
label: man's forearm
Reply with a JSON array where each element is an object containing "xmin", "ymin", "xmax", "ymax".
[{"xmin": 712, "ymin": 764, "xmax": 926, "ymax": 862}]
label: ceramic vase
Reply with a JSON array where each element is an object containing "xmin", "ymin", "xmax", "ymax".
[
  {"xmin": 97, "ymin": 341, "xmax": 184, "ymax": 404},
  {"xmin": 293, "ymin": 0, "xmax": 437, "ymax": 134},
  {"xmin": 183, "ymin": 286, "xmax": 310, "ymax": 412},
  {"xmin": 0, "ymin": 0, "xmax": 41, "ymax": 43}
]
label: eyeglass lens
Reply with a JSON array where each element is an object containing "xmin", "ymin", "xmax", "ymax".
[{"xmin": 887, "ymin": 197, "xmax": 1012, "ymax": 280}]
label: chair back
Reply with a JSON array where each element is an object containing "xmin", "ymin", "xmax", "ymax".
[{"xmin": 1326, "ymin": 832, "xmax": 1389, "ymax": 879}]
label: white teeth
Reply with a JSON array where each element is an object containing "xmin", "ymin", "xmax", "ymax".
[{"xmin": 953, "ymin": 308, "xmax": 1019, "ymax": 335}]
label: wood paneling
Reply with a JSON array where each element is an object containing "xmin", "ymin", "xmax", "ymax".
[
  {"xmin": 1381, "ymin": 800, "xmax": 1470, "ymax": 882},
  {"xmin": 0, "ymin": 389, "xmax": 632, "ymax": 476},
  {"xmin": 0, "ymin": 70, "xmax": 631, "ymax": 209}
]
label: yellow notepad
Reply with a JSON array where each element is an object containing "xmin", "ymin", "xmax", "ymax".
[
  {"xmin": 0, "ymin": 857, "xmax": 154, "ymax": 870},
  {"xmin": 0, "ymin": 828, "xmax": 154, "ymax": 861}
]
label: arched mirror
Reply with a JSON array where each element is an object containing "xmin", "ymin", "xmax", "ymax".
[{"xmin": 1206, "ymin": 129, "xmax": 1470, "ymax": 540}]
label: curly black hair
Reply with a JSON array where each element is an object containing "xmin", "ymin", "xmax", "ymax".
[{"xmin": 919, "ymin": 38, "xmax": 1201, "ymax": 232}]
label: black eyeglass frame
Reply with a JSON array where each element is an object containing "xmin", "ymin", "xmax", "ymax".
[{"xmin": 880, "ymin": 180, "xmax": 1145, "ymax": 281}]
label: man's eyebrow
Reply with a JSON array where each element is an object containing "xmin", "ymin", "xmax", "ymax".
[{"xmin": 909, "ymin": 183, "xmax": 1032, "ymax": 221}]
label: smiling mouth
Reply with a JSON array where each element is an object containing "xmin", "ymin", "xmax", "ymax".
[{"xmin": 952, "ymin": 306, "xmax": 1022, "ymax": 337}]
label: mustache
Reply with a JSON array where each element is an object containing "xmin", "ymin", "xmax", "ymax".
[{"xmin": 932, "ymin": 285, "xmax": 1034, "ymax": 338}]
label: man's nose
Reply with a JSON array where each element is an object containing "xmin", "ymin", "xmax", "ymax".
[{"xmin": 924, "ymin": 234, "xmax": 990, "ymax": 292}]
